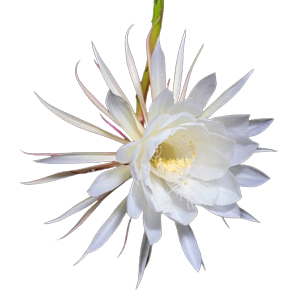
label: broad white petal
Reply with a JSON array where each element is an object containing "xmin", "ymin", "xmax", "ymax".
[
  {"xmin": 175, "ymin": 223, "xmax": 202, "ymax": 272},
  {"xmin": 106, "ymin": 91, "xmax": 142, "ymax": 140},
  {"xmin": 143, "ymin": 205, "xmax": 162, "ymax": 245},
  {"xmin": 88, "ymin": 165, "xmax": 131, "ymax": 196},
  {"xmin": 148, "ymin": 89, "xmax": 174, "ymax": 121},
  {"xmin": 166, "ymin": 98, "xmax": 203, "ymax": 117},
  {"xmin": 188, "ymin": 73, "xmax": 217, "ymax": 108},
  {"xmin": 230, "ymin": 165, "xmax": 270, "ymax": 187},
  {"xmin": 201, "ymin": 70, "xmax": 253, "ymax": 118},
  {"xmin": 92, "ymin": 42, "xmax": 128, "ymax": 101},
  {"xmin": 229, "ymin": 133, "xmax": 258, "ymax": 165},
  {"xmin": 45, "ymin": 196, "xmax": 98, "ymax": 224},
  {"xmin": 214, "ymin": 172, "xmax": 242, "ymax": 206},
  {"xmin": 127, "ymin": 181, "xmax": 145, "ymax": 218},
  {"xmin": 116, "ymin": 142, "xmax": 138, "ymax": 164},
  {"xmin": 166, "ymin": 194, "xmax": 198, "ymax": 226},
  {"xmin": 125, "ymin": 27, "xmax": 148, "ymax": 123},
  {"xmin": 171, "ymin": 178, "xmax": 219, "ymax": 207},
  {"xmin": 35, "ymin": 92, "xmax": 126, "ymax": 144},
  {"xmin": 246, "ymin": 118, "xmax": 274, "ymax": 137},
  {"xmin": 213, "ymin": 114, "xmax": 250, "ymax": 134},
  {"xmin": 36, "ymin": 152, "xmax": 116, "ymax": 164},
  {"xmin": 150, "ymin": 37, "xmax": 166, "ymax": 99},
  {"xmin": 173, "ymin": 31, "xmax": 186, "ymax": 102},
  {"xmin": 76, "ymin": 197, "xmax": 127, "ymax": 264},
  {"xmin": 136, "ymin": 233, "xmax": 151, "ymax": 288}
]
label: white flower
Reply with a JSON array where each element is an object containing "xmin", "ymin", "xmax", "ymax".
[{"xmin": 24, "ymin": 29, "xmax": 274, "ymax": 286}]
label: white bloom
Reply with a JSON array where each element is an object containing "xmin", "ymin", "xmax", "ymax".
[{"xmin": 24, "ymin": 29, "xmax": 274, "ymax": 286}]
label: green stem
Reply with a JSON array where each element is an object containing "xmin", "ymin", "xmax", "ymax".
[{"xmin": 136, "ymin": 0, "xmax": 164, "ymax": 123}]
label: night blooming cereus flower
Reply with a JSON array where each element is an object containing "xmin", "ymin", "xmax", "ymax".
[{"xmin": 23, "ymin": 27, "xmax": 273, "ymax": 286}]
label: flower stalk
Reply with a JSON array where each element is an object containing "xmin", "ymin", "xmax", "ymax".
[{"xmin": 136, "ymin": 0, "xmax": 164, "ymax": 123}]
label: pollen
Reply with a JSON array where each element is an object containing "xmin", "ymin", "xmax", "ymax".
[{"xmin": 151, "ymin": 142, "xmax": 195, "ymax": 177}]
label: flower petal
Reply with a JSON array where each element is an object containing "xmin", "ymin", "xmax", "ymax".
[
  {"xmin": 256, "ymin": 147, "xmax": 277, "ymax": 153},
  {"xmin": 203, "ymin": 203, "xmax": 241, "ymax": 218},
  {"xmin": 45, "ymin": 196, "xmax": 99, "ymax": 224},
  {"xmin": 35, "ymin": 92, "xmax": 127, "ymax": 144},
  {"xmin": 136, "ymin": 233, "xmax": 151, "ymax": 288},
  {"xmin": 35, "ymin": 152, "xmax": 116, "ymax": 164},
  {"xmin": 175, "ymin": 223, "xmax": 202, "ymax": 272},
  {"xmin": 150, "ymin": 37, "xmax": 166, "ymax": 99},
  {"xmin": 22, "ymin": 162, "xmax": 119, "ymax": 185},
  {"xmin": 180, "ymin": 45, "xmax": 204, "ymax": 101},
  {"xmin": 188, "ymin": 73, "xmax": 217, "ymax": 108},
  {"xmin": 75, "ymin": 61, "xmax": 115, "ymax": 122},
  {"xmin": 230, "ymin": 165, "xmax": 270, "ymax": 187},
  {"xmin": 246, "ymin": 118, "xmax": 274, "ymax": 137},
  {"xmin": 143, "ymin": 205, "xmax": 162, "ymax": 245},
  {"xmin": 127, "ymin": 181, "xmax": 145, "ymax": 218},
  {"xmin": 214, "ymin": 172, "xmax": 242, "ymax": 206},
  {"xmin": 173, "ymin": 31, "xmax": 186, "ymax": 102},
  {"xmin": 92, "ymin": 42, "xmax": 128, "ymax": 101},
  {"xmin": 213, "ymin": 114, "xmax": 250, "ymax": 134},
  {"xmin": 106, "ymin": 91, "xmax": 142, "ymax": 140},
  {"xmin": 166, "ymin": 194, "xmax": 198, "ymax": 226},
  {"xmin": 229, "ymin": 134, "xmax": 258, "ymax": 165},
  {"xmin": 166, "ymin": 98, "xmax": 203, "ymax": 117},
  {"xmin": 88, "ymin": 165, "xmax": 131, "ymax": 197},
  {"xmin": 201, "ymin": 70, "xmax": 254, "ymax": 118},
  {"xmin": 125, "ymin": 27, "xmax": 148, "ymax": 124},
  {"xmin": 75, "ymin": 197, "xmax": 127, "ymax": 265},
  {"xmin": 148, "ymin": 89, "xmax": 174, "ymax": 121},
  {"xmin": 239, "ymin": 207, "xmax": 259, "ymax": 222},
  {"xmin": 116, "ymin": 142, "xmax": 138, "ymax": 164}
]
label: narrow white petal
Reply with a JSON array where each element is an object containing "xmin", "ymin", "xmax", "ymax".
[
  {"xmin": 246, "ymin": 118, "xmax": 274, "ymax": 137},
  {"xmin": 150, "ymin": 37, "xmax": 166, "ymax": 99},
  {"xmin": 92, "ymin": 42, "xmax": 128, "ymax": 101},
  {"xmin": 180, "ymin": 45, "xmax": 204, "ymax": 101},
  {"xmin": 35, "ymin": 92, "xmax": 127, "ymax": 144},
  {"xmin": 106, "ymin": 91, "xmax": 142, "ymax": 140},
  {"xmin": 148, "ymin": 89, "xmax": 174, "ymax": 121},
  {"xmin": 125, "ymin": 27, "xmax": 148, "ymax": 124},
  {"xmin": 77, "ymin": 197, "xmax": 127, "ymax": 263},
  {"xmin": 75, "ymin": 61, "xmax": 115, "ymax": 122},
  {"xmin": 239, "ymin": 207, "xmax": 259, "ymax": 222},
  {"xmin": 116, "ymin": 142, "xmax": 138, "ymax": 164},
  {"xmin": 173, "ymin": 31, "xmax": 186, "ymax": 102},
  {"xmin": 214, "ymin": 172, "xmax": 242, "ymax": 206},
  {"xmin": 35, "ymin": 152, "xmax": 116, "ymax": 164},
  {"xmin": 127, "ymin": 181, "xmax": 145, "ymax": 218},
  {"xmin": 45, "ymin": 196, "xmax": 98, "ymax": 224},
  {"xmin": 256, "ymin": 147, "xmax": 277, "ymax": 153},
  {"xmin": 136, "ymin": 233, "xmax": 151, "ymax": 288},
  {"xmin": 88, "ymin": 165, "xmax": 131, "ymax": 197},
  {"xmin": 188, "ymin": 73, "xmax": 217, "ymax": 108},
  {"xmin": 203, "ymin": 203, "xmax": 241, "ymax": 218},
  {"xmin": 166, "ymin": 98, "xmax": 203, "ymax": 117},
  {"xmin": 175, "ymin": 223, "xmax": 202, "ymax": 272},
  {"xmin": 202, "ymin": 203, "xmax": 258, "ymax": 222},
  {"xmin": 22, "ymin": 162, "xmax": 119, "ymax": 185},
  {"xmin": 143, "ymin": 205, "xmax": 162, "ymax": 245},
  {"xmin": 230, "ymin": 165, "xmax": 270, "ymax": 187},
  {"xmin": 201, "ymin": 70, "xmax": 254, "ymax": 118}
]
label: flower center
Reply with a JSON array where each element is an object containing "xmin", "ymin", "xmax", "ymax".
[{"xmin": 150, "ymin": 141, "xmax": 195, "ymax": 181}]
